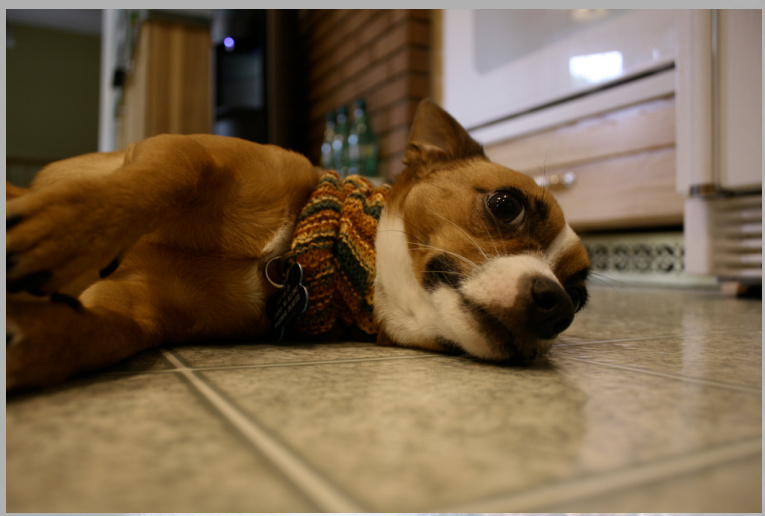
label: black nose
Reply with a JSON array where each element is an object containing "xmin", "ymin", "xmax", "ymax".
[{"xmin": 528, "ymin": 277, "xmax": 574, "ymax": 339}]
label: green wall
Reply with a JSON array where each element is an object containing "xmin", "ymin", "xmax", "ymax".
[{"xmin": 7, "ymin": 23, "xmax": 101, "ymax": 185}]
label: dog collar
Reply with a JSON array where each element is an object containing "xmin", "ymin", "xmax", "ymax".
[{"xmin": 276, "ymin": 170, "xmax": 390, "ymax": 339}]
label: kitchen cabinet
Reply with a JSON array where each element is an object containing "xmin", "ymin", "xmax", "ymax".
[
  {"xmin": 484, "ymin": 97, "xmax": 684, "ymax": 231},
  {"xmin": 116, "ymin": 17, "xmax": 211, "ymax": 149}
]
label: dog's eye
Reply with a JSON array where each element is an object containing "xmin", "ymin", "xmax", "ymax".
[
  {"xmin": 487, "ymin": 190, "xmax": 525, "ymax": 225},
  {"xmin": 566, "ymin": 286, "xmax": 588, "ymax": 312}
]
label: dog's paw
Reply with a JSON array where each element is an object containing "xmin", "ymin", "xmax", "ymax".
[
  {"xmin": 6, "ymin": 296, "xmax": 82, "ymax": 390},
  {"xmin": 6, "ymin": 181, "xmax": 137, "ymax": 295}
]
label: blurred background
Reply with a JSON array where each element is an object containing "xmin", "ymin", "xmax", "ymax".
[{"xmin": 5, "ymin": 9, "xmax": 762, "ymax": 291}]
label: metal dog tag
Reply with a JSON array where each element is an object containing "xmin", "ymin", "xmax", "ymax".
[{"xmin": 268, "ymin": 262, "xmax": 309, "ymax": 341}]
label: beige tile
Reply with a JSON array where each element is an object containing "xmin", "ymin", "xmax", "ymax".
[
  {"xmin": 581, "ymin": 286, "xmax": 762, "ymax": 332},
  {"xmin": 6, "ymin": 373, "xmax": 317, "ymax": 512},
  {"xmin": 541, "ymin": 453, "xmax": 762, "ymax": 512},
  {"xmin": 562, "ymin": 315, "xmax": 682, "ymax": 342},
  {"xmin": 550, "ymin": 356, "xmax": 760, "ymax": 471},
  {"xmin": 554, "ymin": 331, "xmax": 762, "ymax": 387},
  {"xmin": 6, "ymin": 285, "xmax": 761, "ymax": 513},
  {"xmin": 560, "ymin": 286, "xmax": 761, "ymax": 343},
  {"xmin": 170, "ymin": 340, "xmax": 433, "ymax": 368},
  {"xmin": 200, "ymin": 354, "xmax": 760, "ymax": 511}
]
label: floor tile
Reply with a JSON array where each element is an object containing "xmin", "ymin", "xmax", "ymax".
[
  {"xmin": 6, "ymin": 285, "xmax": 761, "ymax": 512},
  {"xmin": 200, "ymin": 353, "xmax": 761, "ymax": 511},
  {"xmin": 562, "ymin": 315, "xmax": 685, "ymax": 342},
  {"xmin": 549, "ymin": 356, "xmax": 760, "ymax": 470},
  {"xmin": 540, "ymin": 452, "xmax": 761, "ymax": 512},
  {"xmin": 170, "ymin": 341, "xmax": 433, "ymax": 368},
  {"xmin": 6, "ymin": 373, "xmax": 317, "ymax": 512},
  {"xmin": 554, "ymin": 331, "xmax": 762, "ymax": 388},
  {"xmin": 578, "ymin": 286, "xmax": 762, "ymax": 333},
  {"xmin": 559, "ymin": 286, "xmax": 761, "ymax": 344}
]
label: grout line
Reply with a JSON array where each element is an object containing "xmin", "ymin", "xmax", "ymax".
[
  {"xmin": 441, "ymin": 437, "xmax": 762, "ymax": 512},
  {"xmin": 160, "ymin": 349, "xmax": 366, "ymax": 512},
  {"xmin": 99, "ymin": 351, "xmax": 442, "ymax": 377},
  {"xmin": 177, "ymin": 352, "xmax": 443, "ymax": 372},
  {"xmin": 564, "ymin": 356, "xmax": 761, "ymax": 394},
  {"xmin": 557, "ymin": 327, "xmax": 764, "ymax": 347},
  {"xmin": 555, "ymin": 333, "xmax": 686, "ymax": 346}
]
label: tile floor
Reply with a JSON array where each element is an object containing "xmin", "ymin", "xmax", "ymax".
[{"xmin": 6, "ymin": 286, "xmax": 762, "ymax": 512}]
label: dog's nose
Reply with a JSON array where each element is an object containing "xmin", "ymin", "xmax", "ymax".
[{"xmin": 529, "ymin": 277, "xmax": 574, "ymax": 339}]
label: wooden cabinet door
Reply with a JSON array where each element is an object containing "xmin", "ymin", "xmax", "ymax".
[{"xmin": 118, "ymin": 19, "xmax": 211, "ymax": 148}]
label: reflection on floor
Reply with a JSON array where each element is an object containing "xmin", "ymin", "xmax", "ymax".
[{"xmin": 6, "ymin": 286, "xmax": 762, "ymax": 511}]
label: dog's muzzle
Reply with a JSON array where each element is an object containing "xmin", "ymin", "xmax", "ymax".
[{"xmin": 458, "ymin": 269, "xmax": 576, "ymax": 363}]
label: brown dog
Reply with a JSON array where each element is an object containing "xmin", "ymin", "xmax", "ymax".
[{"xmin": 6, "ymin": 100, "xmax": 590, "ymax": 390}]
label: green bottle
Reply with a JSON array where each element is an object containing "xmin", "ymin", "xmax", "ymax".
[
  {"xmin": 332, "ymin": 105, "xmax": 350, "ymax": 176},
  {"xmin": 320, "ymin": 110, "xmax": 335, "ymax": 170},
  {"xmin": 347, "ymin": 99, "xmax": 378, "ymax": 177}
]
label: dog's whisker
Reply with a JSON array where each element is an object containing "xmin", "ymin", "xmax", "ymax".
[
  {"xmin": 382, "ymin": 213, "xmax": 480, "ymax": 269},
  {"xmin": 489, "ymin": 212, "xmax": 509, "ymax": 255},
  {"xmin": 378, "ymin": 228, "xmax": 427, "ymax": 246},
  {"xmin": 477, "ymin": 210, "xmax": 501, "ymax": 258},
  {"xmin": 387, "ymin": 211, "xmax": 429, "ymax": 245},
  {"xmin": 538, "ymin": 152, "xmax": 556, "ymax": 205},
  {"xmin": 420, "ymin": 177, "xmax": 449, "ymax": 193},
  {"xmin": 378, "ymin": 228, "xmax": 477, "ymax": 272},
  {"xmin": 587, "ymin": 271, "xmax": 626, "ymax": 289},
  {"xmin": 408, "ymin": 243, "xmax": 478, "ymax": 269},
  {"xmin": 380, "ymin": 231, "xmax": 478, "ymax": 271},
  {"xmin": 424, "ymin": 270, "xmax": 462, "ymax": 276},
  {"xmin": 423, "ymin": 206, "xmax": 489, "ymax": 261},
  {"xmin": 378, "ymin": 211, "xmax": 429, "ymax": 247}
]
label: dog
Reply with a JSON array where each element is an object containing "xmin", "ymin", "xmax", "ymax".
[{"xmin": 6, "ymin": 99, "xmax": 590, "ymax": 390}]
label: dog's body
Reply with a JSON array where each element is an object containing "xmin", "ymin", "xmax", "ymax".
[{"xmin": 6, "ymin": 100, "xmax": 590, "ymax": 390}]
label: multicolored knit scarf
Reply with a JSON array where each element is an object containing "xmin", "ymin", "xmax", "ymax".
[{"xmin": 287, "ymin": 170, "xmax": 390, "ymax": 339}]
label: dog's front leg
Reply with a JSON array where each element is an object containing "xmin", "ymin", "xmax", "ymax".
[
  {"xmin": 7, "ymin": 299, "xmax": 153, "ymax": 390},
  {"xmin": 6, "ymin": 272, "xmax": 178, "ymax": 390}
]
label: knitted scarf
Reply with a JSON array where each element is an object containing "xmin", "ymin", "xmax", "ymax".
[{"xmin": 287, "ymin": 170, "xmax": 390, "ymax": 339}]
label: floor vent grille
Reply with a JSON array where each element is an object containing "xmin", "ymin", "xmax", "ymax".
[
  {"xmin": 707, "ymin": 195, "xmax": 762, "ymax": 280},
  {"xmin": 581, "ymin": 232, "xmax": 717, "ymax": 288},
  {"xmin": 684, "ymin": 194, "xmax": 762, "ymax": 283}
]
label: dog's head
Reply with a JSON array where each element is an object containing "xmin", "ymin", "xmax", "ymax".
[{"xmin": 374, "ymin": 99, "xmax": 590, "ymax": 363}]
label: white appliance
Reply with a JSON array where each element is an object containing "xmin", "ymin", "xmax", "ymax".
[
  {"xmin": 441, "ymin": 9, "xmax": 762, "ymax": 286},
  {"xmin": 442, "ymin": 9, "xmax": 678, "ymax": 142},
  {"xmin": 677, "ymin": 10, "xmax": 762, "ymax": 284}
]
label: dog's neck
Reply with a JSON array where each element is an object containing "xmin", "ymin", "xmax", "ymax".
[{"xmin": 286, "ymin": 170, "xmax": 390, "ymax": 339}]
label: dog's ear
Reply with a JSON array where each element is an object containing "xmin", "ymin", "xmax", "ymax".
[{"xmin": 403, "ymin": 98, "xmax": 485, "ymax": 167}]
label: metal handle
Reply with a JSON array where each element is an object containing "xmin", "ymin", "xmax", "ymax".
[{"xmin": 534, "ymin": 171, "xmax": 576, "ymax": 190}]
